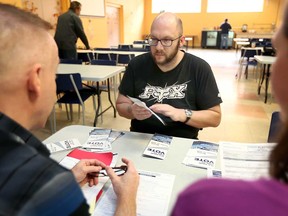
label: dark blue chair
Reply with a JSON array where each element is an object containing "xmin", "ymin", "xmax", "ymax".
[
  {"xmin": 60, "ymin": 59, "xmax": 83, "ymax": 64},
  {"xmin": 55, "ymin": 73, "xmax": 96, "ymax": 126},
  {"xmin": 268, "ymin": 111, "xmax": 281, "ymax": 143}
]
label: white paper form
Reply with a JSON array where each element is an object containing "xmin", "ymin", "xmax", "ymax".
[
  {"xmin": 127, "ymin": 96, "xmax": 166, "ymax": 126},
  {"xmin": 93, "ymin": 170, "xmax": 175, "ymax": 216},
  {"xmin": 220, "ymin": 142, "xmax": 276, "ymax": 179}
]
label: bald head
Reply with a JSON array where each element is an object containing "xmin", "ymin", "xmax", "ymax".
[{"xmin": 151, "ymin": 12, "xmax": 183, "ymax": 36}]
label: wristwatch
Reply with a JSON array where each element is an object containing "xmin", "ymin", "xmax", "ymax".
[{"xmin": 184, "ymin": 109, "xmax": 193, "ymax": 124}]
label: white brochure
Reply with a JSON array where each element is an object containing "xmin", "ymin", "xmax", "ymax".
[
  {"xmin": 127, "ymin": 96, "xmax": 166, "ymax": 126},
  {"xmin": 83, "ymin": 129, "xmax": 112, "ymax": 151},
  {"xmin": 143, "ymin": 133, "xmax": 173, "ymax": 160},
  {"xmin": 44, "ymin": 138, "xmax": 82, "ymax": 153},
  {"xmin": 93, "ymin": 170, "xmax": 175, "ymax": 216},
  {"xmin": 182, "ymin": 140, "xmax": 219, "ymax": 169}
]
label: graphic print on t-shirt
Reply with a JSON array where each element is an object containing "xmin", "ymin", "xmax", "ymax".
[{"xmin": 139, "ymin": 82, "xmax": 189, "ymax": 103}]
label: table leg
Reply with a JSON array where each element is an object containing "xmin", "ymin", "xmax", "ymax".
[
  {"xmin": 264, "ymin": 65, "xmax": 271, "ymax": 103},
  {"xmin": 93, "ymin": 82, "xmax": 101, "ymax": 127},
  {"xmin": 107, "ymin": 78, "xmax": 117, "ymax": 117},
  {"xmin": 258, "ymin": 64, "xmax": 266, "ymax": 95}
]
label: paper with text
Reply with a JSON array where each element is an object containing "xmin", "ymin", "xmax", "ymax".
[
  {"xmin": 143, "ymin": 133, "xmax": 173, "ymax": 160},
  {"xmin": 220, "ymin": 142, "xmax": 276, "ymax": 179},
  {"xmin": 127, "ymin": 96, "xmax": 166, "ymax": 126},
  {"xmin": 93, "ymin": 170, "xmax": 175, "ymax": 216},
  {"xmin": 45, "ymin": 138, "xmax": 81, "ymax": 153},
  {"xmin": 182, "ymin": 140, "xmax": 219, "ymax": 169}
]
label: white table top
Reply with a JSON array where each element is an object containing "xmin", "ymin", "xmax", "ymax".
[
  {"xmin": 44, "ymin": 125, "xmax": 208, "ymax": 214},
  {"xmin": 254, "ymin": 55, "xmax": 276, "ymax": 64},
  {"xmin": 77, "ymin": 49, "xmax": 146, "ymax": 56},
  {"xmin": 57, "ymin": 64, "xmax": 125, "ymax": 82},
  {"xmin": 93, "ymin": 50, "xmax": 146, "ymax": 56}
]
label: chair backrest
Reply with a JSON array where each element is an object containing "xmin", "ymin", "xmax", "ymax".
[
  {"xmin": 56, "ymin": 73, "xmax": 83, "ymax": 92},
  {"xmin": 90, "ymin": 59, "xmax": 117, "ymax": 66},
  {"xmin": 268, "ymin": 111, "xmax": 282, "ymax": 143},
  {"xmin": 117, "ymin": 54, "xmax": 135, "ymax": 64},
  {"xmin": 118, "ymin": 44, "xmax": 132, "ymax": 50},
  {"xmin": 60, "ymin": 59, "xmax": 83, "ymax": 64},
  {"xmin": 241, "ymin": 49, "xmax": 261, "ymax": 58},
  {"xmin": 77, "ymin": 52, "xmax": 93, "ymax": 63}
]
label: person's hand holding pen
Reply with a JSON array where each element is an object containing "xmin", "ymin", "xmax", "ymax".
[{"xmin": 71, "ymin": 159, "xmax": 106, "ymax": 187}]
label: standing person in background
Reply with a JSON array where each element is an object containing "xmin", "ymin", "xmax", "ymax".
[
  {"xmin": 0, "ymin": 3, "xmax": 139, "ymax": 215},
  {"xmin": 220, "ymin": 18, "xmax": 232, "ymax": 50},
  {"xmin": 172, "ymin": 2, "xmax": 288, "ymax": 215},
  {"xmin": 54, "ymin": 1, "xmax": 90, "ymax": 59}
]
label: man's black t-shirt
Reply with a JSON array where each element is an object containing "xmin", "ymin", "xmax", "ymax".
[{"xmin": 119, "ymin": 52, "xmax": 222, "ymax": 139}]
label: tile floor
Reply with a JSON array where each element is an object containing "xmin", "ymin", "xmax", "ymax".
[{"xmin": 32, "ymin": 48, "xmax": 279, "ymax": 143}]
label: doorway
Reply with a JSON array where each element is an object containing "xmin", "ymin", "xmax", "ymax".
[{"xmin": 106, "ymin": 5, "xmax": 120, "ymax": 48}]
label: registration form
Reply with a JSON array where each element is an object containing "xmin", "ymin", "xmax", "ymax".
[{"xmin": 93, "ymin": 170, "xmax": 175, "ymax": 216}]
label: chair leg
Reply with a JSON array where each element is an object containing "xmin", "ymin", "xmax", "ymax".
[
  {"xmin": 69, "ymin": 104, "xmax": 73, "ymax": 121},
  {"xmin": 82, "ymin": 105, "xmax": 85, "ymax": 125}
]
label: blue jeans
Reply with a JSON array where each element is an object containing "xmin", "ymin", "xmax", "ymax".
[{"xmin": 221, "ymin": 34, "xmax": 228, "ymax": 49}]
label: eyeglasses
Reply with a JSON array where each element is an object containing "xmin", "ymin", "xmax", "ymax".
[
  {"xmin": 148, "ymin": 35, "xmax": 182, "ymax": 47},
  {"xmin": 90, "ymin": 165, "xmax": 128, "ymax": 177}
]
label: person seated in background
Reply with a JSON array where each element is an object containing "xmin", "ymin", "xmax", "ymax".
[
  {"xmin": 0, "ymin": 4, "xmax": 138, "ymax": 216},
  {"xmin": 116, "ymin": 12, "xmax": 222, "ymax": 139},
  {"xmin": 171, "ymin": 2, "xmax": 288, "ymax": 215}
]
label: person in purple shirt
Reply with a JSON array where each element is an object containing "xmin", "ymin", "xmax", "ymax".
[{"xmin": 172, "ymin": 2, "xmax": 288, "ymax": 216}]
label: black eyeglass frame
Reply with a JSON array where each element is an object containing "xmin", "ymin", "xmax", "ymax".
[{"xmin": 148, "ymin": 35, "xmax": 182, "ymax": 47}]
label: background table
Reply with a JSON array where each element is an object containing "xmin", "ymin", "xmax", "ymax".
[
  {"xmin": 57, "ymin": 64, "xmax": 125, "ymax": 126},
  {"xmin": 254, "ymin": 55, "xmax": 276, "ymax": 103},
  {"xmin": 44, "ymin": 125, "xmax": 208, "ymax": 215}
]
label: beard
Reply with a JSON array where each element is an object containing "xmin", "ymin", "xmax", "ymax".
[{"xmin": 151, "ymin": 40, "xmax": 180, "ymax": 66}]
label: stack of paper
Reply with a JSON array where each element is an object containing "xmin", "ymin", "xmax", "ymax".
[
  {"xmin": 83, "ymin": 129, "xmax": 124, "ymax": 152},
  {"xmin": 143, "ymin": 133, "xmax": 173, "ymax": 160},
  {"xmin": 182, "ymin": 140, "xmax": 219, "ymax": 169}
]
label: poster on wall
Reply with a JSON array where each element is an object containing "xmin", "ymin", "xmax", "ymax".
[{"xmin": 22, "ymin": 0, "xmax": 61, "ymax": 30}]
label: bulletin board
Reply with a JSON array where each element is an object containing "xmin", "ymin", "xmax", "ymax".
[{"xmin": 73, "ymin": 0, "xmax": 105, "ymax": 17}]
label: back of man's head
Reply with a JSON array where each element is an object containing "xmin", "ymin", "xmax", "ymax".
[
  {"xmin": 225, "ymin": 19, "xmax": 228, "ymax": 22},
  {"xmin": 0, "ymin": 3, "xmax": 55, "ymax": 129},
  {"xmin": 0, "ymin": 3, "xmax": 52, "ymax": 80},
  {"xmin": 69, "ymin": 1, "xmax": 82, "ymax": 12}
]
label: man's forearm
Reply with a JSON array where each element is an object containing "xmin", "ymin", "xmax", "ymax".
[
  {"xmin": 114, "ymin": 196, "xmax": 137, "ymax": 216},
  {"xmin": 116, "ymin": 103, "xmax": 134, "ymax": 119}
]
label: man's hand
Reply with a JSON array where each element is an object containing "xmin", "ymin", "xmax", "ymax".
[
  {"xmin": 106, "ymin": 158, "xmax": 139, "ymax": 216},
  {"xmin": 71, "ymin": 159, "xmax": 106, "ymax": 187},
  {"xmin": 131, "ymin": 103, "xmax": 152, "ymax": 120},
  {"xmin": 150, "ymin": 104, "xmax": 185, "ymax": 122}
]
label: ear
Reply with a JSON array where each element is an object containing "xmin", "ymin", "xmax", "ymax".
[
  {"xmin": 27, "ymin": 64, "xmax": 42, "ymax": 102},
  {"xmin": 180, "ymin": 36, "xmax": 186, "ymax": 48}
]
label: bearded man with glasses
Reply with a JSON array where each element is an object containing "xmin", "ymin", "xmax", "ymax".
[{"xmin": 116, "ymin": 12, "xmax": 222, "ymax": 139}]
